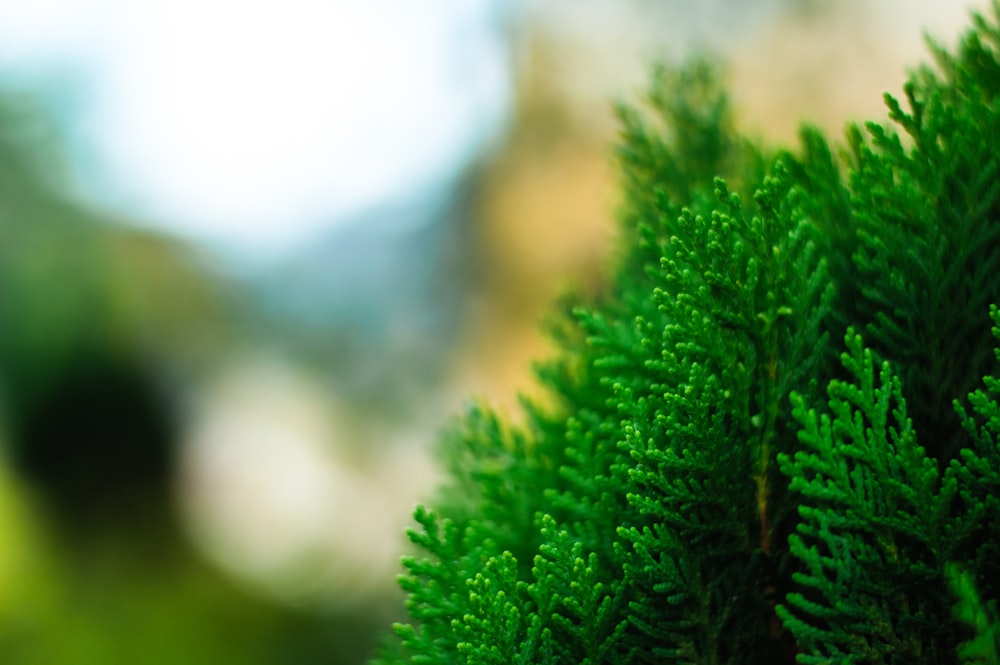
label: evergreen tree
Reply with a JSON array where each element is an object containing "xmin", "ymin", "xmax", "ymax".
[{"xmin": 375, "ymin": 3, "xmax": 1000, "ymax": 663}]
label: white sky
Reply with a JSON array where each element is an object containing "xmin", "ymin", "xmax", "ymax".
[{"xmin": 0, "ymin": 0, "xmax": 512, "ymax": 262}]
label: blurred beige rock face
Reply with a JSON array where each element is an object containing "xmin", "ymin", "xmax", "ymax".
[{"xmin": 462, "ymin": 0, "xmax": 988, "ymax": 410}]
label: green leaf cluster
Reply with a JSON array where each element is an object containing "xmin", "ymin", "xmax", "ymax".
[{"xmin": 376, "ymin": 4, "xmax": 1000, "ymax": 663}]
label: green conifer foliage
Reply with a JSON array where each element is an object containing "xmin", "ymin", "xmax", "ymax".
[
  {"xmin": 376, "ymin": 4, "xmax": 1000, "ymax": 663},
  {"xmin": 780, "ymin": 331, "xmax": 965, "ymax": 663},
  {"xmin": 841, "ymin": 11, "xmax": 1000, "ymax": 462},
  {"xmin": 949, "ymin": 562, "xmax": 1000, "ymax": 663}
]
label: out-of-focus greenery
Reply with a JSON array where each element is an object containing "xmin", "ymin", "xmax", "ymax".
[
  {"xmin": 0, "ymin": 464, "xmax": 374, "ymax": 665},
  {"xmin": 0, "ymin": 91, "xmax": 220, "ymax": 534},
  {"xmin": 0, "ymin": 91, "xmax": 383, "ymax": 664}
]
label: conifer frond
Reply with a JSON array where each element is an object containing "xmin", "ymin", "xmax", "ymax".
[
  {"xmin": 528, "ymin": 514, "xmax": 632, "ymax": 664},
  {"xmin": 843, "ymin": 1, "xmax": 1000, "ymax": 462},
  {"xmin": 952, "ymin": 304, "xmax": 1000, "ymax": 602},
  {"xmin": 614, "ymin": 168, "xmax": 831, "ymax": 663},
  {"xmin": 388, "ymin": 506, "xmax": 508, "ymax": 664},
  {"xmin": 779, "ymin": 331, "xmax": 964, "ymax": 663},
  {"xmin": 613, "ymin": 59, "xmax": 768, "ymax": 285},
  {"xmin": 948, "ymin": 563, "xmax": 1000, "ymax": 664}
]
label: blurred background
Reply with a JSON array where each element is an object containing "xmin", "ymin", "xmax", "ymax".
[{"xmin": 0, "ymin": 0, "xmax": 985, "ymax": 662}]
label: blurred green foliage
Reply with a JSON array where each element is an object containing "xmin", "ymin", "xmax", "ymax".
[
  {"xmin": 0, "ymin": 91, "xmax": 213, "ymax": 530},
  {"xmin": 0, "ymin": 91, "xmax": 381, "ymax": 664}
]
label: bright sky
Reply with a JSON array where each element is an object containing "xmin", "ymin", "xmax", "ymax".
[{"xmin": 0, "ymin": 0, "xmax": 512, "ymax": 262}]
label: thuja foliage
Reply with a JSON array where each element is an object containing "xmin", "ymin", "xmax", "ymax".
[{"xmin": 375, "ymin": 5, "xmax": 1000, "ymax": 664}]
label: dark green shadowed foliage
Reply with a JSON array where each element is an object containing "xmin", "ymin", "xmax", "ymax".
[
  {"xmin": 840, "ymin": 13, "xmax": 1000, "ymax": 463},
  {"xmin": 374, "ymin": 4, "xmax": 1000, "ymax": 663}
]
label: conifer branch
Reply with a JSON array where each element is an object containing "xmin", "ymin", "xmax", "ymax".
[{"xmin": 376, "ymin": 4, "xmax": 1000, "ymax": 663}]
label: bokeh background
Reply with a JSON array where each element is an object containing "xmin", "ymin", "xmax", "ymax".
[{"xmin": 0, "ymin": 1, "xmax": 986, "ymax": 662}]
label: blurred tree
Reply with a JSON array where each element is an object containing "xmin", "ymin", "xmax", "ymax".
[
  {"xmin": 0, "ymin": 94, "xmax": 195, "ymax": 534},
  {"xmin": 0, "ymin": 90, "xmax": 382, "ymax": 664}
]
